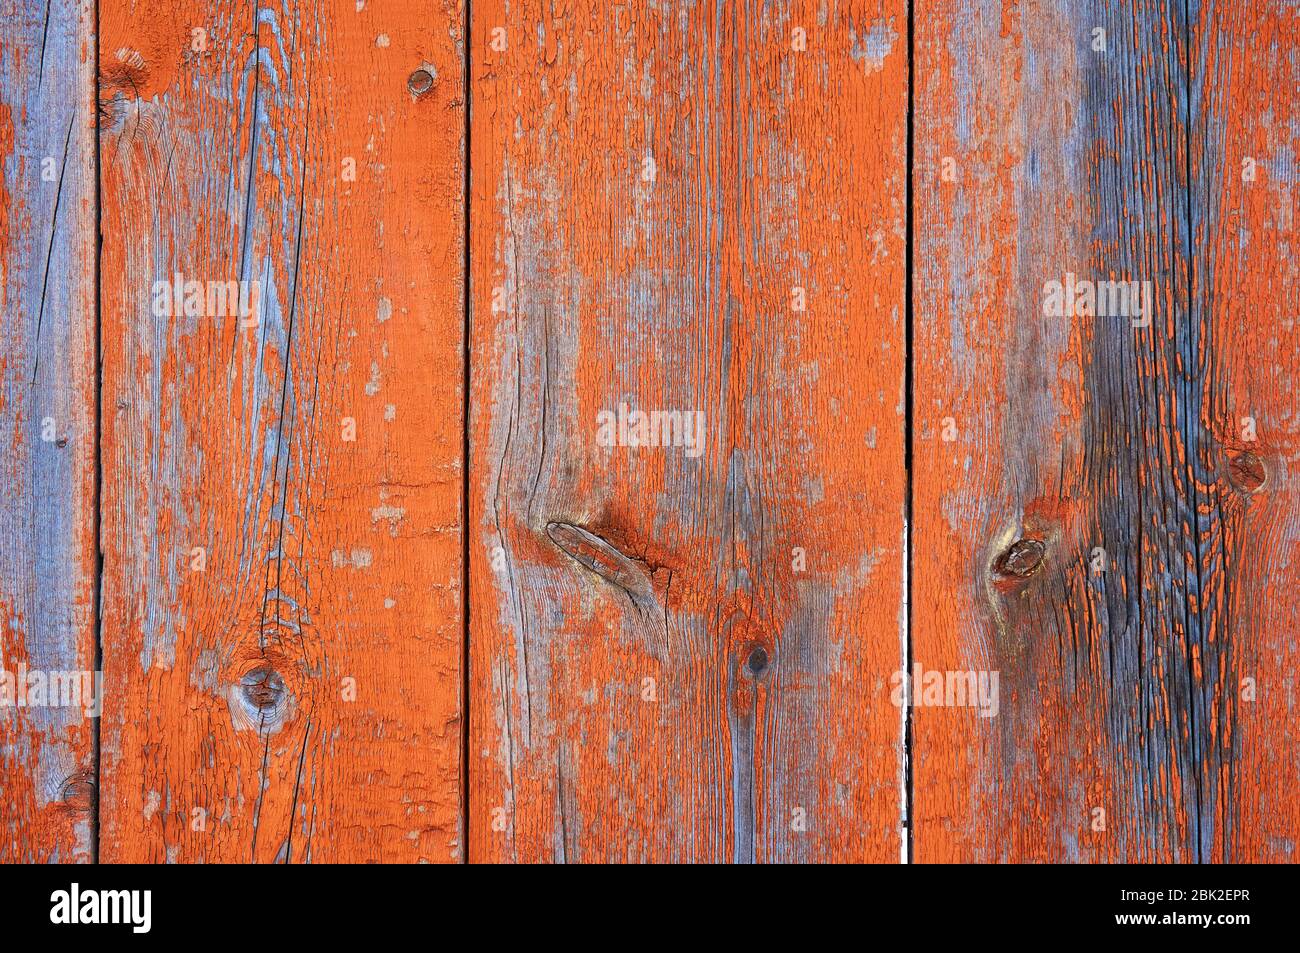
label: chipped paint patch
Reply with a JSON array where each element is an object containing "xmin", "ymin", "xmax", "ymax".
[
  {"xmin": 331, "ymin": 549, "xmax": 374, "ymax": 569},
  {"xmin": 850, "ymin": 18, "xmax": 898, "ymax": 72},
  {"xmin": 372, "ymin": 504, "xmax": 407, "ymax": 534}
]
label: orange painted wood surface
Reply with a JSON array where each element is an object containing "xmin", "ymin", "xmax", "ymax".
[
  {"xmin": 912, "ymin": 0, "xmax": 1298, "ymax": 861},
  {"xmin": 467, "ymin": 0, "xmax": 908, "ymax": 862},
  {"xmin": 1198, "ymin": 0, "xmax": 1300, "ymax": 861},
  {"xmin": 96, "ymin": 0, "xmax": 465, "ymax": 862},
  {"xmin": 0, "ymin": 0, "xmax": 98, "ymax": 862},
  {"xmin": 3, "ymin": 0, "xmax": 1299, "ymax": 866}
]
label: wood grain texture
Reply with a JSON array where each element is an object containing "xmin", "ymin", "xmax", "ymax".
[
  {"xmin": 0, "ymin": 0, "xmax": 98, "ymax": 862},
  {"xmin": 913, "ymin": 0, "xmax": 1299, "ymax": 862},
  {"xmin": 97, "ymin": 0, "xmax": 465, "ymax": 862},
  {"xmin": 2, "ymin": 0, "xmax": 1294, "ymax": 867},
  {"xmin": 468, "ymin": 0, "xmax": 908, "ymax": 862},
  {"xmin": 1194, "ymin": 0, "xmax": 1300, "ymax": 861}
]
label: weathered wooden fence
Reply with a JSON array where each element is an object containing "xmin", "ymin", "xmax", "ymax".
[{"xmin": 1, "ymin": 0, "xmax": 1295, "ymax": 862}]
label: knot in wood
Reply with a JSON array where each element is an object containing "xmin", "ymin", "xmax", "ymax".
[
  {"xmin": 995, "ymin": 538, "xmax": 1046, "ymax": 578},
  {"xmin": 1228, "ymin": 449, "xmax": 1265, "ymax": 492},
  {"xmin": 59, "ymin": 774, "xmax": 96, "ymax": 811},
  {"xmin": 240, "ymin": 666, "xmax": 286, "ymax": 711}
]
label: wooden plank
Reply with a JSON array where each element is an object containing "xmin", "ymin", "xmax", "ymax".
[
  {"xmin": 913, "ymin": 0, "xmax": 1298, "ymax": 861},
  {"xmin": 0, "ymin": 0, "xmax": 98, "ymax": 863},
  {"xmin": 468, "ymin": 0, "xmax": 908, "ymax": 862},
  {"xmin": 97, "ymin": 0, "xmax": 466, "ymax": 862},
  {"xmin": 1193, "ymin": 0, "xmax": 1300, "ymax": 861}
]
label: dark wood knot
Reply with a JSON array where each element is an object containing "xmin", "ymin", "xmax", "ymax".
[
  {"xmin": 240, "ymin": 666, "xmax": 286, "ymax": 711},
  {"xmin": 59, "ymin": 774, "xmax": 96, "ymax": 812},
  {"xmin": 995, "ymin": 538, "xmax": 1046, "ymax": 578},
  {"xmin": 1227, "ymin": 449, "xmax": 1265, "ymax": 493},
  {"xmin": 545, "ymin": 521, "xmax": 657, "ymax": 607}
]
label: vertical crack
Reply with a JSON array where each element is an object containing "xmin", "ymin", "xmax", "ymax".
[
  {"xmin": 31, "ymin": 114, "xmax": 74, "ymax": 385},
  {"xmin": 92, "ymin": 0, "xmax": 104, "ymax": 864},
  {"xmin": 460, "ymin": 0, "xmax": 473, "ymax": 865},
  {"xmin": 902, "ymin": 0, "xmax": 915, "ymax": 866}
]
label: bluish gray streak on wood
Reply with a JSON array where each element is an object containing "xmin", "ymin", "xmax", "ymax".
[
  {"xmin": 1074, "ymin": 0, "xmax": 1230, "ymax": 862},
  {"xmin": 943, "ymin": 0, "xmax": 1252, "ymax": 861},
  {"xmin": 0, "ymin": 0, "xmax": 97, "ymax": 862}
]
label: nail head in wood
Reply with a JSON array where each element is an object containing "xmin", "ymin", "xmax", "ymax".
[{"xmin": 408, "ymin": 69, "xmax": 434, "ymax": 96}]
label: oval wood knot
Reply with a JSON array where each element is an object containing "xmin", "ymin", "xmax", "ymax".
[
  {"xmin": 995, "ymin": 538, "xmax": 1046, "ymax": 578},
  {"xmin": 746, "ymin": 645, "xmax": 770, "ymax": 678},
  {"xmin": 545, "ymin": 521, "xmax": 657, "ymax": 607}
]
